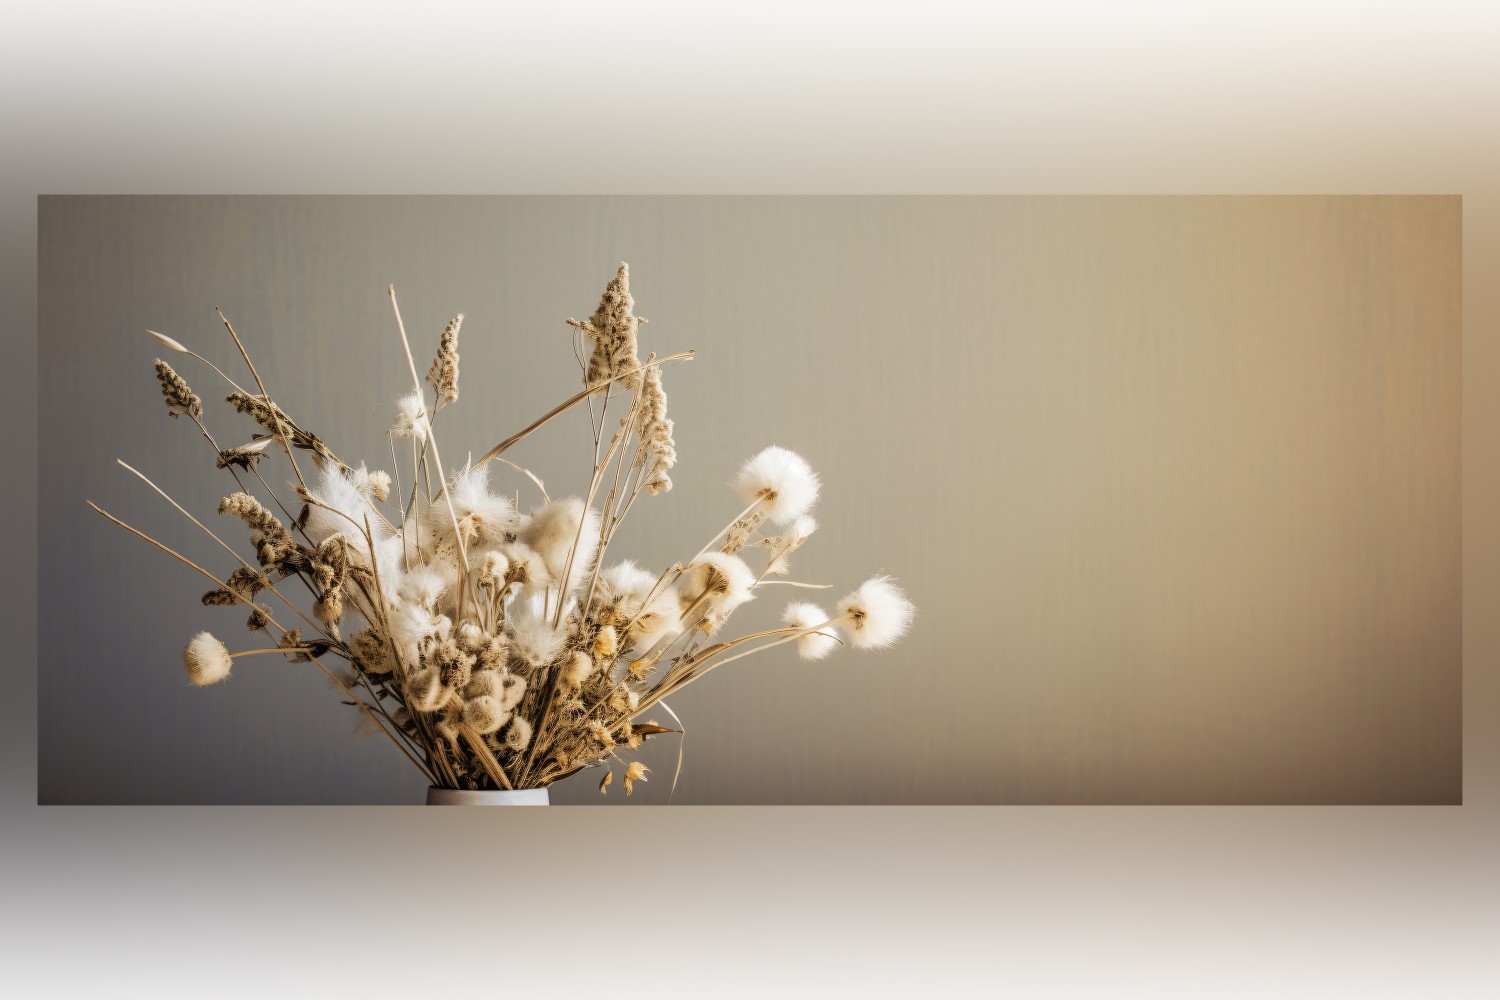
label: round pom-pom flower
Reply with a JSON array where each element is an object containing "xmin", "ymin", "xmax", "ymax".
[
  {"xmin": 734, "ymin": 446, "xmax": 820, "ymax": 526},
  {"xmin": 835, "ymin": 576, "xmax": 916, "ymax": 650},
  {"xmin": 184, "ymin": 632, "xmax": 234, "ymax": 686}
]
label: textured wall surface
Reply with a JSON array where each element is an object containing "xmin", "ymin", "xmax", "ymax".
[{"xmin": 37, "ymin": 196, "xmax": 1460, "ymax": 803}]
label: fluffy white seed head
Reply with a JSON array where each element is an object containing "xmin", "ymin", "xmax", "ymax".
[
  {"xmin": 679, "ymin": 552, "xmax": 756, "ymax": 629},
  {"xmin": 398, "ymin": 565, "xmax": 448, "ymax": 613},
  {"xmin": 497, "ymin": 542, "xmax": 552, "ymax": 595},
  {"xmin": 348, "ymin": 464, "xmax": 392, "ymax": 503},
  {"xmin": 504, "ymin": 716, "xmax": 533, "ymax": 752},
  {"xmin": 734, "ymin": 445, "xmax": 820, "ymax": 526},
  {"xmin": 631, "ymin": 585, "xmax": 683, "ymax": 652},
  {"xmin": 498, "ymin": 673, "xmax": 526, "ymax": 711},
  {"xmin": 835, "ymin": 575, "xmax": 916, "ymax": 650},
  {"xmin": 430, "ymin": 464, "xmax": 518, "ymax": 550},
  {"xmin": 593, "ymin": 624, "xmax": 619, "ymax": 661},
  {"xmin": 391, "ymin": 391, "xmax": 428, "ymax": 441},
  {"xmin": 405, "ymin": 666, "xmax": 448, "ymax": 713},
  {"xmin": 782, "ymin": 602, "xmax": 841, "ymax": 661},
  {"xmin": 765, "ymin": 514, "xmax": 819, "ymax": 576},
  {"xmin": 509, "ymin": 608, "xmax": 566, "ymax": 668},
  {"xmin": 390, "ymin": 602, "xmax": 452, "ymax": 667},
  {"xmin": 560, "ymin": 650, "xmax": 595, "ymax": 692},
  {"xmin": 303, "ymin": 465, "xmax": 381, "ymax": 556},
  {"xmin": 602, "ymin": 559, "xmax": 658, "ymax": 609},
  {"xmin": 367, "ymin": 532, "xmax": 408, "ymax": 604},
  {"xmin": 462, "ymin": 695, "xmax": 509, "ymax": 735},
  {"xmin": 520, "ymin": 497, "xmax": 600, "ymax": 596},
  {"xmin": 184, "ymin": 632, "xmax": 233, "ymax": 686},
  {"xmin": 788, "ymin": 515, "xmax": 817, "ymax": 545},
  {"xmin": 464, "ymin": 670, "xmax": 502, "ymax": 702},
  {"xmin": 479, "ymin": 550, "xmax": 511, "ymax": 589}
]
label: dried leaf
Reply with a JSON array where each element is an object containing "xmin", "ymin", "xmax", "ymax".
[
  {"xmin": 632, "ymin": 723, "xmax": 679, "ymax": 737},
  {"xmin": 599, "ymin": 770, "xmax": 613, "ymax": 795}
]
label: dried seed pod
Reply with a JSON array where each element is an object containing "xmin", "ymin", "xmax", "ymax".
[{"xmin": 154, "ymin": 359, "xmax": 202, "ymax": 420}]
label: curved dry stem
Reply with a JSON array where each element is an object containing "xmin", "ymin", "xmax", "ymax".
[{"xmin": 473, "ymin": 351, "xmax": 693, "ymax": 469}]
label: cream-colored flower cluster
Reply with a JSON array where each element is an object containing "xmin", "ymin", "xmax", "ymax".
[{"xmin": 102, "ymin": 265, "xmax": 914, "ymax": 796}]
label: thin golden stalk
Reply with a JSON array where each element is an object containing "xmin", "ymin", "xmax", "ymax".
[
  {"xmin": 230, "ymin": 647, "xmax": 312, "ymax": 658},
  {"xmin": 473, "ymin": 351, "xmax": 693, "ymax": 469},
  {"xmin": 553, "ymin": 369, "xmax": 647, "ymax": 629},
  {"xmin": 582, "ymin": 366, "xmax": 650, "ymax": 616},
  {"xmin": 754, "ymin": 579, "xmax": 834, "ymax": 589},
  {"xmin": 214, "ymin": 307, "xmax": 307, "ymax": 491},
  {"xmin": 87, "ymin": 500, "xmax": 434, "ymax": 782},
  {"xmin": 114, "ymin": 459, "xmax": 327, "ymax": 637},
  {"xmin": 148, "ymin": 330, "xmax": 255, "ymax": 397},
  {"xmin": 360, "ymin": 514, "xmax": 449, "ymax": 784},
  {"xmin": 491, "ymin": 457, "xmax": 549, "ymax": 503},
  {"xmin": 690, "ymin": 498, "xmax": 763, "ymax": 564},
  {"xmin": 633, "ymin": 617, "xmax": 851, "ymax": 721},
  {"xmin": 388, "ymin": 431, "xmax": 408, "ymax": 570},
  {"xmin": 388, "ymin": 285, "xmax": 472, "ymax": 618}
]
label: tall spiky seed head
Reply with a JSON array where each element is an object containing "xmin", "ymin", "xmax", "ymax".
[
  {"xmin": 574, "ymin": 262, "xmax": 642, "ymax": 388},
  {"xmin": 425, "ymin": 313, "xmax": 464, "ymax": 405},
  {"xmin": 154, "ymin": 358, "xmax": 203, "ymax": 421}
]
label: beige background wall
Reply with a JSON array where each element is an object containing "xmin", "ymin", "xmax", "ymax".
[{"xmin": 38, "ymin": 196, "xmax": 1460, "ymax": 803}]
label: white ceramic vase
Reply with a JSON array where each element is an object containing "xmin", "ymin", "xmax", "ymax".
[{"xmin": 425, "ymin": 786, "xmax": 550, "ymax": 806}]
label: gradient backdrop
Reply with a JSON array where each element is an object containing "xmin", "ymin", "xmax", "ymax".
[
  {"xmin": 38, "ymin": 195, "xmax": 1459, "ymax": 804},
  {"xmin": 6, "ymin": 6, "xmax": 1497, "ymax": 996}
]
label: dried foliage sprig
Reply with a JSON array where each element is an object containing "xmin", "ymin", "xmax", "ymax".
[{"xmin": 92, "ymin": 264, "xmax": 915, "ymax": 797}]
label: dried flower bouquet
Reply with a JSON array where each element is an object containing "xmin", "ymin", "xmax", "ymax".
[{"xmin": 92, "ymin": 264, "xmax": 915, "ymax": 796}]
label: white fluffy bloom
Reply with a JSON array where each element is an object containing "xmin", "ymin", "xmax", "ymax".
[
  {"xmin": 348, "ymin": 464, "xmax": 392, "ymax": 503},
  {"xmin": 303, "ymin": 465, "xmax": 382, "ymax": 556},
  {"xmin": 429, "ymin": 464, "xmax": 518, "ymax": 550},
  {"xmin": 632, "ymin": 585, "xmax": 683, "ymax": 652},
  {"xmin": 766, "ymin": 514, "xmax": 818, "ymax": 576},
  {"xmin": 367, "ymin": 532, "xmax": 407, "ymax": 604},
  {"xmin": 184, "ymin": 632, "xmax": 233, "ymax": 686},
  {"xmin": 519, "ymin": 497, "xmax": 600, "ymax": 596},
  {"xmin": 479, "ymin": 550, "xmax": 511, "ymax": 588},
  {"xmin": 498, "ymin": 541, "xmax": 553, "ymax": 595},
  {"xmin": 560, "ymin": 650, "xmax": 595, "ymax": 691},
  {"xmin": 391, "ymin": 391, "xmax": 428, "ymax": 441},
  {"xmin": 398, "ymin": 564, "xmax": 447, "ymax": 612},
  {"xmin": 504, "ymin": 715, "xmax": 533, "ymax": 751},
  {"xmin": 679, "ymin": 552, "xmax": 756, "ymax": 631},
  {"xmin": 390, "ymin": 603, "xmax": 451, "ymax": 666},
  {"xmin": 782, "ymin": 602, "xmax": 840, "ymax": 661},
  {"xmin": 462, "ymin": 695, "xmax": 509, "ymax": 735},
  {"xmin": 835, "ymin": 576, "xmax": 915, "ymax": 650},
  {"xmin": 508, "ymin": 607, "xmax": 566, "ymax": 668},
  {"xmin": 602, "ymin": 559, "xmax": 658, "ymax": 609},
  {"xmin": 603, "ymin": 559, "xmax": 657, "ymax": 601},
  {"xmin": 788, "ymin": 515, "xmax": 817, "ymax": 543},
  {"xmin": 734, "ymin": 445, "xmax": 820, "ymax": 525}
]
